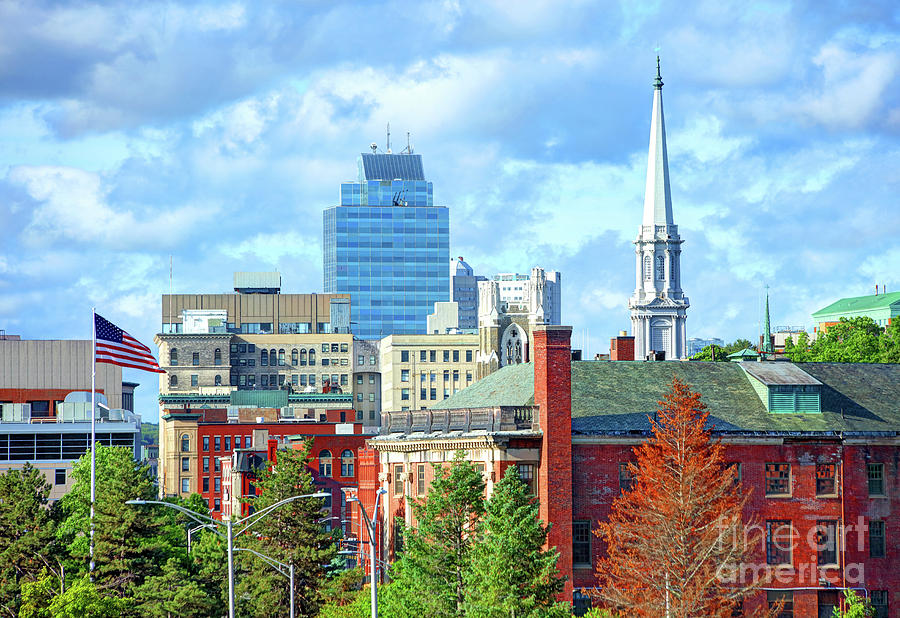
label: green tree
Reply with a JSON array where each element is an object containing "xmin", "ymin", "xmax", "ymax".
[
  {"xmin": 877, "ymin": 319, "xmax": 900, "ymax": 363},
  {"xmin": 0, "ymin": 464, "xmax": 61, "ymax": 617},
  {"xmin": 464, "ymin": 466, "xmax": 568, "ymax": 618},
  {"xmin": 56, "ymin": 446, "xmax": 166, "ymax": 597},
  {"xmin": 237, "ymin": 439, "xmax": 335, "ymax": 618},
  {"xmin": 690, "ymin": 339, "xmax": 755, "ymax": 362},
  {"xmin": 386, "ymin": 451, "xmax": 486, "ymax": 618},
  {"xmin": 810, "ymin": 317, "xmax": 882, "ymax": 362},
  {"xmin": 133, "ymin": 556, "xmax": 218, "ymax": 618},
  {"xmin": 832, "ymin": 589, "xmax": 875, "ymax": 617},
  {"xmin": 19, "ymin": 574, "xmax": 131, "ymax": 618}
]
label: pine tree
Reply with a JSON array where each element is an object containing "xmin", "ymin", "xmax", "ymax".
[
  {"xmin": 0, "ymin": 464, "xmax": 60, "ymax": 618},
  {"xmin": 386, "ymin": 451, "xmax": 485, "ymax": 618},
  {"xmin": 133, "ymin": 556, "xmax": 218, "ymax": 618},
  {"xmin": 236, "ymin": 439, "xmax": 336, "ymax": 618},
  {"xmin": 464, "ymin": 465, "xmax": 568, "ymax": 618},
  {"xmin": 597, "ymin": 378, "xmax": 764, "ymax": 616}
]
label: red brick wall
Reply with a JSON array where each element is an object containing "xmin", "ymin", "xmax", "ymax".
[
  {"xmin": 609, "ymin": 337, "xmax": 635, "ymax": 361},
  {"xmin": 0, "ymin": 388, "xmax": 105, "ymax": 416},
  {"xmin": 534, "ymin": 325, "xmax": 574, "ymax": 601}
]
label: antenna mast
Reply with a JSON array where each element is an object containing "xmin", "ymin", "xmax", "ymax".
[{"xmin": 386, "ymin": 122, "xmax": 391, "ymax": 153}]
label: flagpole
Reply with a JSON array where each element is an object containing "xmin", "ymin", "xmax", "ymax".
[{"xmin": 90, "ymin": 308, "xmax": 96, "ymax": 576}]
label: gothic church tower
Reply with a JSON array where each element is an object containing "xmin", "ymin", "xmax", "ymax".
[{"xmin": 628, "ymin": 59, "xmax": 690, "ymax": 359}]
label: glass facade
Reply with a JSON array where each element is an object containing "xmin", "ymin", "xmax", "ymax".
[{"xmin": 325, "ymin": 153, "xmax": 449, "ymax": 339}]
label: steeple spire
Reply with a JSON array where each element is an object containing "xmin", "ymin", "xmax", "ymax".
[
  {"xmin": 762, "ymin": 288, "xmax": 773, "ymax": 356},
  {"xmin": 642, "ymin": 56, "xmax": 674, "ymax": 228}
]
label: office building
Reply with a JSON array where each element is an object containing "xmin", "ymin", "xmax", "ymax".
[
  {"xmin": 0, "ymin": 337, "xmax": 141, "ymax": 499},
  {"xmin": 813, "ymin": 290, "xmax": 900, "ymax": 332},
  {"xmin": 686, "ymin": 337, "xmax": 724, "ymax": 357},
  {"xmin": 324, "ymin": 151, "xmax": 450, "ymax": 339},
  {"xmin": 492, "ymin": 269, "xmax": 561, "ymax": 326},
  {"xmin": 352, "ymin": 339, "xmax": 381, "ymax": 426},
  {"xmin": 451, "ymin": 257, "xmax": 486, "ymax": 329}
]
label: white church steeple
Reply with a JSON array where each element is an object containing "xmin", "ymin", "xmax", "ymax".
[{"xmin": 628, "ymin": 57, "xmax": 690, "ymax": 360}]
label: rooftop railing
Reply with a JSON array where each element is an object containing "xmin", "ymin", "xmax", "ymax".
[{"xmin": 381, "ymin": 405, "xmax": 538, "ymax": 436}]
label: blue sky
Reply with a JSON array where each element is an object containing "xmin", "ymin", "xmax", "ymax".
[{"xmin": 1, "ymin": 0, "xmax": 899, "ymax": 422}]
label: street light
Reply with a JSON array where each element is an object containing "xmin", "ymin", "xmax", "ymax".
[
  {"xmin": 187, "ymin": 523, "xmax": 217, "ymax": 553},
  {"xmin": 348, "ymin": 488, "xmax": 387, "ymax": 618},
  {"xmin": 127, "ymin": 491, "xmax": 328, "ymax": 618},
  {"xmin": 234, "ymin": 547, "xmax": 296, "ymax": 618}
]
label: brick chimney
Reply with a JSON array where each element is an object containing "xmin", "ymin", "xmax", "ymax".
[
  {"xmin": 532, "ymin": 325, "xmax": 573, "ymax": 601},
  {"xmin": 610, "ymin": 330, "xmax": 635, "ymax": 361}
]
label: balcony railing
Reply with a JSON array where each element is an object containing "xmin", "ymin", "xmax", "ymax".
[{"xmin": 381, "ymin": 405, "xmax": 539, "ymax": 436}]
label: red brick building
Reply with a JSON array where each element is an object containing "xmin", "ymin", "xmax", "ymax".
[{"xmin": 363, "ymin": 325, "xmax": 900, "ymax": 616}]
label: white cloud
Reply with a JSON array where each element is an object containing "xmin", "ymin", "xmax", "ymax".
[{"xmin": 220, "ymin": 231, "xmax": 321, "ymax": 268}]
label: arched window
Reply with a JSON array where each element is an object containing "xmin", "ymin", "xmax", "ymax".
[
  {"xmin": 291, "ymin": 349, "xmax": 298, "ymax": 366},
  {"xmin": 341, "ymin": 449, "xmax": 355, "ymax": 477},
  {"xmin": 656, "ymin": 255, "xmax": 665, "ymax": 280},
  {"xmin": 170, "ymin": 374, "xmax": 178, "ymax": 387},
  {"xmin": 214, "ymin": 348, "xmax": 222, "ymax": 366},
  {"xmin": 181, "ymin": 434, "xmax": 189, "ymax": 452},
  {"xmin": 278, "ymin": 349, "xmax": 286, "ymax": 366},
  {"xmin": 670, "ymin": 255, "xmax": 678, "ymax": 282},
  {"xmin": 299, "ymin": 349, "xmax": 307, "ymax": 366},
  {"xmin": 260, "ymin": 350, "xmax": 268, "ymax": 366},
  {"xmin": 308, "ymin": 348, "xmax": 316, "ymax": 366},
  {"xmin": 170, "ymin": 348, "xmax": 178, "ymax": 365},
  {"xmin": 319, "ymin": 450, "xmax": 332, "ymax": 477},
  {"xmin": 214, "ymin": 375, "xmax": 222, "ymax": 386},
  {"xmin": 643, "ymin": 255, "xmax": 652, "ymax": 280},
  {"xmin": 270, "ymin": 349, "xmax": 277, "ymax": 367}
]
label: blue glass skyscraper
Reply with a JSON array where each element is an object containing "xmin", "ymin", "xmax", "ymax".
[{"xmin": 324, "ymin": 152, "xmax": 450, "ymax": 339}]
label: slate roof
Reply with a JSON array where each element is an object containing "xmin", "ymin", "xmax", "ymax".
[
  {"xmin": 433, "ymin": 360, "xmax": 900, "ymax": 436},
  {"xmin": 812, "ymin": 291, "xmax": 900, "ymax": 318},
  {"xmin": 740, "ymin": 361, "xmax": 821, "ymax": 385}
]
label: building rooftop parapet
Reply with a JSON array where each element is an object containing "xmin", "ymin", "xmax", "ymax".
[{"xmin": 378, "ymin": 405, "xmax": 539, "ymax": 436}]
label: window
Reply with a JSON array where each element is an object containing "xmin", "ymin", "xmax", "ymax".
[
  {"xmin": 573, "ymin": 521, "xmax": 591, "ymax": 566},
  {"xmin": 278, "ymin": 349, "xmax": 285, "ymax": 366},
  {"xmin": 430, "ymin": 388, "xmax": 436, "ymax": 400},
  {"xmin": 643, "ymin": 255, "xmax": 652, "ymax": 280},
  {"xmin": 231, "ymin": 343, "xmax": 238, "ymax": 353},
  {"xmin": 443, "ymin": 350, "xmax": 450, "ymax": 362},
  {"xmin": 868, "ymin": 463, "xmax": 885, "ymax": 496},
  {"xmin": 340, "ymin": 343, "xmax": 348, "ymax": 353},
  {"xmin": 370, "ymin": 375, "xmax": 375, "ymax": 384},
  {"xmin": 393, "ymin": 465, "xmax": 404, "ymax": 496},
  {"xmin": 319, "ymin": 450, "xmax": 332, "ymax": 477},
  {"xmin": 619, "ymin": 463, "xmax": 634, "ymax": 492},
  {"xmin": 401, "ymin": 388, "xmax": 410, "ymax": 401},
  {"xmin": 765, "ymin": 463, "xmax": 791, "ymax": 496},
  {"xmin": 182, "ymin": 457, "xmax": 189, "ymax": 472},
  {"xmin": 341, "ymin": 449, "xmax": 354, "ymax": 477},
  {"xmin": 430, "ymin": 350, "xmax": 436, "ymax": 362},
  {"xmin": 214, "ymin": 477, "xmax": 221, "ymax": 492},
  {"xmin": 453, "ymin": 350, "xmax": 459, "ymax": 362},
  {"xmin": 357, "ymin": 393, "xmax": 363, "ymax": 401},
  {"xmin": 214, "ymin": 348, "xmax": 222, "ymax": 365},
  {"xmin": 358, "ymin": 354, "xmax": 365, "ymax": 365},
  {"xmin": 202, "ymin": 436, "xmax": 209, "ymax": 451},
  {"xmin": 192, "ymin": 352, "xmax": 200, "ymax": 366},
  {"xmin": 401, "ymin": 350, "xmax": 409, "ymax": 362},
  {"xmin": 181, "ymin": 478, "xmax": 190, "ymax": 493},
  {"xmin": 816, "ymin": 463, "xmax": 837, "ymax": 496},
  {"xmin": 322, "ymin": 343, "xmax": 329, "ymax": 353},
  {"xmin": 453, "ymin": 370, "xmax": 459, "ymax": 382},
  {"xmin": 309, "ymin": 349, "xmax": 316, "ymax": 365},
  {"xmin": 181, "ymin": 434, "xmax": 190, "ymax": 452},
  {"xmin": 466, "ymin": 372, "xmax": 472, "ymax": 382},
  {"xmin": 202, "ymin": 477, "xmax": 209, "ymax": 492},
  {"xmin": 443, "ymin": 370, "xmax": 450, "ymax": 381},
  {"xmin": 357, "ymin": 375, "xmax": 363, "ymax": 385},
  {"xmin": 191, "ymin": 374, "xmax": 198, "ymax": 387},
  {"xmin": 341, "ymin": 374, "xmax": 348, "ymax": 385},
  {"xmin": 656, "ymin": 255, "xmax": 665, "ymax": 280},
  {"xmin": 517, "ymin": 464, "xmax": 536, "ymax": 494},
  {"xmin": 871, "ymin": 590, "xmax": 888, "ymax": 618},
  {"xmin": 368, "ymin": 393, "xmax": 375, "ymax": 402},
  {"xmin": 261, "ymin": 374, "xmax": 269, "ymax": 387},
  {"xmin": 370, "ymin": 355, "xmax": 376, "ymax": 365},
  {"xmin": 870, "ymin": 520, "xmax": 885, "ymax": 558},
  {"xmin": 292, "ymin": 349, "xmax": 298, "ymax": 365},
  {"xmin": 466, "ymin": 350, "xmax": 472, "ymax": 362},
  {"xmin": 292, "ymin": 375, "xmax": 298, "ymax": 387},
  {"xmin": 224, "ymin": 437, "xmax": 231, "ymax": 451},
  {"xmin": 214, "ymin": 436, "xmax": 221, "ymax": 451},
  {"xmin": 170, "ymin": 348, "xmax": 178, "ymax": 365},
  {"xmin": 420, "ymin": 388, "xmax": 427, "ymax": 400},
  {"xmin": 766, "ymin": 520, "xmax": 793, "ymax": 565},
  {"xmin": 309, "ymin": 374, "xmax": 316, "ymax": 385},
  {"xmin": 248, "ymin": 344, "xmax": 255, "ymax": 353},
  {"xmin": 767, "ymin": 591, "xmax": 793, "ymax": 617},
  {"xmin": 170, "ymin": 374, "xmax": 178, "ymax": 387},
  {"xmin": 261, "ymin": 350, "xmax": 268, "ymax": 366},
  {"xmin": 331, "ymin": 343, "xmax": 339, "ymax": 353},
  {"xmin": 278, "ymin": 375, "xmax": 286, "ymax": 386},
  {"xmin": 393, "ymin": 518, "xmax": 404, "ymax": 555},
  {"xmin": 55, "ymin": 469, "xmax": 66, "ymax": 485},
  {"xmin": 214, "ymin": 498, "xmax": 221, "ymax": 511},
  {"xmin": 300, "ymin": 349, "xmax": 308, "ymax": 366},
  {"xmin": 419, "ymin": 350, "xmax": 426, "ymax": 362},
  {"xmin": 203, "ymin": 457, "xmax": 209, "ymax": 473},
  {"xmin": 817, "ymin": 591, "xmax": 838, "ymax": 618},
  {"xmin": 417, "ymin": 463, "xmax": 426, "ymax": 495},
  {"xmin": 816, "ymin": 520, "xmax": 838, "ymax": 566},
  {"xmin": 215, "ymin": 374, "xmax": 222, "ymax": 386},
  {"xmin": 214, "ymin": 458, "xmax": 221, "ymax": 472},
  {"xmin": 401, "ymin": 369, "xmax": 409, "ymax": 382},
  {"xmin": 369, "ymin": 410, "xmax": 376, "ymax": 420}
]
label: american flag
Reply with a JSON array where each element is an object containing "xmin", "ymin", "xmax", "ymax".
[{"xmin": 95, "ymin": 313, "xmax": 165, "ymax": 373}]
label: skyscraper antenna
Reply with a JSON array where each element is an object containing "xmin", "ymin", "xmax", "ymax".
[{"xmin": 386, "ymin": 122, "xmax": 391, "ymax": 153}]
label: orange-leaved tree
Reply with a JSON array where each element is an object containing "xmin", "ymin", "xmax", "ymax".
[{"xmin": 596, "ymin": 377, "xmax": 768, "ymax": 617}]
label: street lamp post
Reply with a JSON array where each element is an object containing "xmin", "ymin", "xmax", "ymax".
[
  {"xmin": 348, "ymin": 488, "xmax": 387, "ymax": 618},
  {"xmin": 234, "ymin": 547, "xmax": 296, "ymax": 618},
  {"xmin": 127, "ymin": 491, "xmax": 328, "ymax": 618},
  {"xmin": 187, "ymin": 523, "xmax": 217, "ymax": 553}
]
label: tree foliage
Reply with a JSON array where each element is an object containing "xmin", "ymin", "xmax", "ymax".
[
  {"xmin": 832, "ymin": 589, "xmax": 875, "ymax": 617},
  {"xmin": 19, "ymin": 573, "xmax": 131, "ymax": 618},
  {"xmin": 237, "ymin": 439, "xmax": 336, "ymax": 618},
  {"xmin": 464, "ymin": 465, "xmax": 568, "ymax": 617},
  {"xmin": 0, "ymin": 464, "xmax": 60, "ymax": 618},
  {"xmin": 597, "ymin": 378, "xmax": 764, "ymax": 616},
  {"xmin": 690, "ymin": 339, "xmax": 755, "ymax": 362},
  {"xmin": 784, "ymin": 317, "xmax": 900, "ymax": 363}
]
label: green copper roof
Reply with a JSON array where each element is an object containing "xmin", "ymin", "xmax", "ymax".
[
  {"xmin": 430, "ymin": 362, "xmax": 535, "ymax": 409},
  {"xmin": 231, "ymin": 390, "xmax": 289, "ymax": 408},
  {"xmin": 434, "ymin": 360, "xmax": 900, "ymax": 435},
  {"xmin": 812, "ymin": 291, "xmax": 900, "ymax": 318},
  {"xmin": 727, "ymin": 348, "xmax": 759, "ymax": 360}
]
